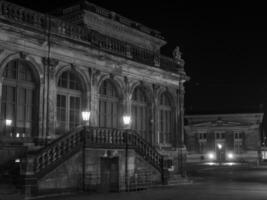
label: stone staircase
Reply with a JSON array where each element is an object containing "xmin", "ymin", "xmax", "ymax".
[{"xmin": 2, "ymin": 126, "xmax": 182, "ymax": 197}]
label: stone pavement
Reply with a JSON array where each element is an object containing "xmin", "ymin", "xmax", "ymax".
[{"xmin": 37, "ymin": 181, "xmax": 267, "ymax": 200}]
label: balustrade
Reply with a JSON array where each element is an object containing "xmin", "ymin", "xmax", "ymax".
[
  {"xmin": 21, "ymin": 125, "xmax": 165, "ymax": 182},
  {"xmin": 0, "ymin": 1, "xmax": 183, "ymax": 73},
  {"xmin": 30, "ymin": 126, "xmax": 84, "ymax": 175},
  {"xmin": 86, "ymin": 127, "xmax": 125, "ymax": 146}
]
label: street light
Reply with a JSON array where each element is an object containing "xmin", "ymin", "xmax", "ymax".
[
  {"xmin": 217, "ymin": 143, "xmax": 223, "ymax": 165},
  {"xmin": 82, "ymin": 111, "xmax": 90, "ymax": 126},
  {"xmin": 81, "ymin": 110, "xmax": 90, "ymax": 191},
  {"xmin": 123, "ymin": 114, "xmax": 131, "ymax": 191},
  {"xmin": 5, "ymin": 119, "xmax": 12, "ymax": 126},
  {"xmin": 5, "ymin": 119, "xmax": 12, "ymax": 137},
  {"xmin": 123, "ymin": 115, "xmax": 131, "ymax": 128}
]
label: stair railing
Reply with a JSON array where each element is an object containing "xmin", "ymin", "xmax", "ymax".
[
  {"xmin": 24, "ymin": 126, "xmax": 85, "ymax": 177},
  {"xmin": 85, "ymin": 127, "xmax": 164, "ymax": 172}
]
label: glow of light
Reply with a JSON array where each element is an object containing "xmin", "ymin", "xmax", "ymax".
[
  {"xmin": 81, "ymin": 111, "xmax": 91, "ymax": 121},
  {"xmin": 5, "ymin": 119, "xmax": 12, "ymax": 126},
  {"xmin": 206, "ymin": 162, "xmax": 216, "ymax": 166},
  {"xmin": 16, "ymin": 133, "xmax": 20, "ymax": 138},
  {"xmin": 15, "ymin": 158, "xmax": 20, "ymax": 163},
  {"xmin": 217, "ymin": 143, "xmax": 222, "ymax": 149},
  {"xmin": 123, "ymin": 115, "xmax": 131, "ymax": 126},
  {"xmin": 227, "ymin": 152, "xmax": 234, "ymax": 159},
  {"xmin": 208, "ymin": 152, "xmax": 215, "ymax": 160}
]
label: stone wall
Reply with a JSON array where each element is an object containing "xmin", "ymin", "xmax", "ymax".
[
  {"xmin": 84, "ymin": 148, "xmax": 161, "ymax": 191},
  {"xmin": 38, "ymin": 151, "xmax": 83, "ymax": 194}
]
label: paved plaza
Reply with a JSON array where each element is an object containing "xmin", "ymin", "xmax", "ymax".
[{"xmin": 38, "ymin": 164, "xmax": 267, "ymax": 200}]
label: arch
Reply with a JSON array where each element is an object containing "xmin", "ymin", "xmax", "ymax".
[
  {"xmin": 157, "ymin": 88, "xmax": 175, "ymax": 108},
  {"xmin": 55, "ymin": 64, "xmax": 90, "ymax": 93},
  {"xmin": 97, "ymin": 74, "xmax": 124, "ymax": 100},
  {"xmin": 0, "ymin": 52, "xmax": 43, "ymax": 83},
  {"xmin": 56, "ymin": 66, "xmax": 88, "ymax": 134},
  {"xmin": 98, "ymin": 78, "xmax": 122, "ymax": 128},
  {"xmin": 130, "ymin": 81, "xmax": 153, "ymax": 104},
  {"xmin": 0, "ymin": 58, "xmax": 40, "ymax": 139}
]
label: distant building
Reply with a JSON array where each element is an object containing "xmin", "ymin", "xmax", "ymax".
[
  {"xmin": 185, "ymin": 113, "xmax": 263, "ymax": 163},
  {"xmin": 0, "ymin": 0, "xmax": 188, "ymax": 198}
]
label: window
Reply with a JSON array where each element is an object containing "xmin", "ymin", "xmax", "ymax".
[
  {"xmin": 215, "ymin": 132, "xmax": 225, "ymax": 139},
  {"xmin": 99, "ymin": 80, "xmax": 120, "ymax": 128},
  {"xmin": 1, "ymin": 59, "xmax": 37, "ymax": 138},
  {"xmin": 234, "ymin": 132, "xmax": 243, "ymax": 153},
  {"xmin": 132, "ymin": 86, "xmax": 150, "ymax": 142},
  {"xmin": 199, "ymin": 133, "xmax": 207, "ymax": 140},
  {"xmin": 234, "ymin": 132, "xmax": 242, "ymax": 140},
  {"xmin": 159, "ymin": 92, "xmax": 173, "ymax": 145},
  {"xmin": 198, "ymin": 133, "xmax": 207, "ymax": 153},
  {"xmin": 57, "ymin": 70, "xmax": 83, "ymax": 134}
]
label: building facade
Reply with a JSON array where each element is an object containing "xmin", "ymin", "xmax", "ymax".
[
  {"xmin": 185, "ymin": 113, "xmax": 263, "ymax": 163},
  {"xmin": 0, "ymin": 0, "xmax": 188, "ymax": 197}
]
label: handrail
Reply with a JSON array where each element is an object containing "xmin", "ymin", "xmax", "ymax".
[
  {"xmin": 31, "ymin": 127, "xmax": 84, "ymax": 175},
  {"xmin": 0, "ymin": 0, "xmax": 183, "ymax": 73},
  {"xmin": 128, "ymin": 130, "xmax": 164, "ymax": 172},
  {"xmin": 85, "ymin": 127, "xmax": 164, "ymax": 172},
  {"xmin": 23, "ymin": 126, "xmax": 164, "ymax": 178}
]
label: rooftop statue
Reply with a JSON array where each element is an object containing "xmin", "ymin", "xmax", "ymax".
[{"xmin": 173, "ymin": 46, "xmax": 185, "ymax": 67}]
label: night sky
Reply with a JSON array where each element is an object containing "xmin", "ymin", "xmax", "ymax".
[{"xmin": 8, "ymin": 0, "xmax": 267, "ymax": 115}]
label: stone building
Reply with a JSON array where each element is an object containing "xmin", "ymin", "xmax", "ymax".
[
  {"xmin": 185, "ymin": 113, "xmax": 263, "ymax": 163},
  {"xmin": 0, "ymin": 0, "xmax": 188, "ymax": 198}
]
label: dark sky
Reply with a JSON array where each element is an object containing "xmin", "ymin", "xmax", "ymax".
[{"xmin": 9, "ymin": 0, "xmax": 267, "ymax": 114}]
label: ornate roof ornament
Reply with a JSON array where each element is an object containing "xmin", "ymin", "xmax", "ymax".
[{"xmin": 172, "ymin": 46, "xmax": 185, "ymax": 67}]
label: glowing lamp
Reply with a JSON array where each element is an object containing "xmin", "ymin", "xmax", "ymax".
[
  {"xmin": 123, "ymin": 115, "xmax": 131, "ymax": 126},
  {"xmin": 5, "ymin": 119, "xmax": 12, "ymax": 126}
]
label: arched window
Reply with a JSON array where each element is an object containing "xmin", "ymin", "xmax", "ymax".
[
  {"xmin": 99, "ymin": 79, "xmax": 120, "ymax": 128},
  {"xmin": 1, "ymin": 59, "xmax": 38, "ymax": 139},
  {"xmin": 132, "ymin": 86, "xmax": 150, "ymax": 142},
  {"xmin": 159, "ymin": 92, "xmax": 173, "ymax": 145},
  {"xmin": 57, "ymin": 70, "xmax": 83, "ymax": 134}
]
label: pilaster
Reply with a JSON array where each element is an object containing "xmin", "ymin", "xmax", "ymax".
[{"xmin": 42, "ymin": 57, "xmax": 59, "ymax": 142}]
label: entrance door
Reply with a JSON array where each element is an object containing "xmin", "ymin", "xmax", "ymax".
[
  {"xmin": 100, "ymin": 157, "xmax": 119, "ymax": 192},
  {"xmin": 216, "ymin": 145, "xmax": 226, "ymax": 162}
]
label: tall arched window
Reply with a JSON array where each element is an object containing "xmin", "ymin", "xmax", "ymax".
[
  {"xmin": 99, "ymin": 79, "xmax": 120, "ymax": 128},
  {"xmin": 132, "ymin": 86, "xmax": 150, "ymax": 142},
  {"xmin": 1, "ymin": 59, "xmax": 38, "ymax": 139},
  {"xmin": 57, "ymin": 70, "xmax": 83, "ymax": 134},
  {"xmin": 159, "ymin": 92, "xmax": 173, "ymax": 145}
]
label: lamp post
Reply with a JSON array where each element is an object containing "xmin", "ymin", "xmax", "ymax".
[
  {"xmin": 81, "ymin": 110, "xmax": 90, "ymax": 191},
  {"xmin": 82, "ymin": 111, "xmax": 90, "ymax": 126},
  {"xmin": 217, "ymin": 143, "xmax": 222, "ymax": 165},
  {"xmin": 5, "ymin": 119, "xmax": 12, "ymax": 137},
  {"xmin": 123, "ymin": 115, "xmax": 131, "ymax": 191}
]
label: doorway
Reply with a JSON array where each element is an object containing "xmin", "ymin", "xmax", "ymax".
[{"xmin": 100, "ymin": 157, "xmax": 119, "ymax": 192}]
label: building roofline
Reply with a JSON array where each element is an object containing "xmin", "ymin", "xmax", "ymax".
[{"xmin": 185, "ymin": 112, "xmax": 264, "ymax": 119}]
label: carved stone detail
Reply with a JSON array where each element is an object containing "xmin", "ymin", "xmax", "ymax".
[
  {"xmin": 172, "ymin": 46, "xmax": 185, "ymax": 67},
  {"xmin": 19, "ymin": 51, "xmax": 28, "ymax": 59},
  {"xmin": 42, "ymin": 57, "xmax": 59, "ymax": 74}
]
